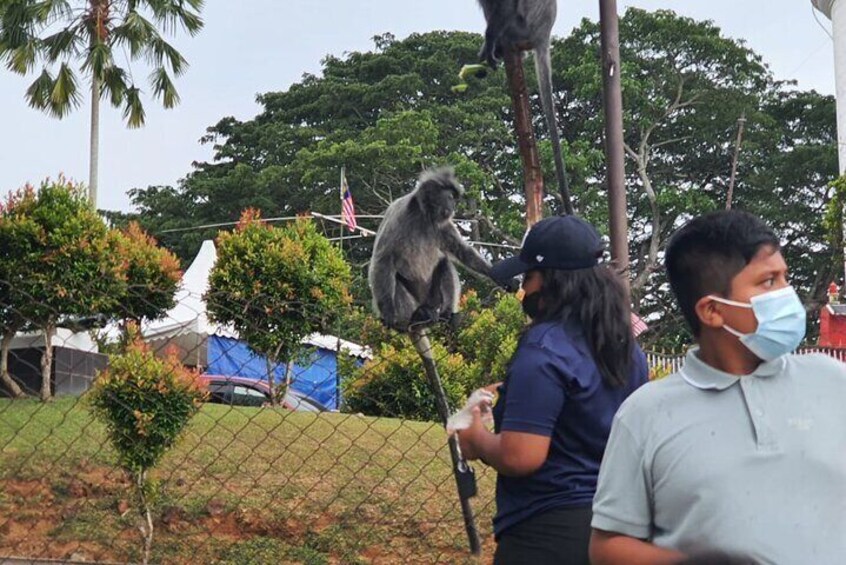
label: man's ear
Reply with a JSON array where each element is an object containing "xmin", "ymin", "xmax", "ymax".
[{"xmin": 695, "ymin": 296, "xmax": 724, "ymax": 331}]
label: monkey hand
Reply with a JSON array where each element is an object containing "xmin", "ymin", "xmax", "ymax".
[
  {"xmin": 478, "ymin": 41, "xmax": 499, "ymax": 71},
  {"xmin": 500, "ymin": 277, "xmax": 521, "ymax": 293},
  {"xmin": 380, "ymin": 316, "xmax": 411, "ymax": 333},
  {"xmin": 409, "ymin": 305, "xmax": 440, "ymax": 330}
]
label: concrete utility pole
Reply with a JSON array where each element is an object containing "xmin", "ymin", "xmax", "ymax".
[
  {"xmin": 812, "ymin": 0, "xmax": 846, "ymax": 283},
  {"xmin": 599, "ymin": 0, "xmax": 630, "ymax": 292},
  {"xmin": 813, "ymin": 0, "xmax": 846, "ymax": 171}
]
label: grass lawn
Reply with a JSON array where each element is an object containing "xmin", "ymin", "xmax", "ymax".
[{"xmin": 0, "ymin": 397, "xmax": 497, "ymax": 564}]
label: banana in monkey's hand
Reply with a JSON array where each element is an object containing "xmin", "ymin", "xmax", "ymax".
[{"xmin": 446, "ymin": 388, "xmax": 496, "ymax": 436}]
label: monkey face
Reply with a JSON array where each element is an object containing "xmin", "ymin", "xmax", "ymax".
[
  {"xmin": 437, "ymin": 189, "xmax": 457, "ymax": 221},
  {"xmin": 421, "ymin": 185, "xmax": 457, "ymax": 222}
]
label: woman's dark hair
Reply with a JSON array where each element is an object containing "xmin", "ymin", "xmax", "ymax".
[{"xmin": 532, "ymin": 266, "xmax": 633, "ymax": 388}]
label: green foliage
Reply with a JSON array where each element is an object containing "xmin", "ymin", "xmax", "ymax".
[
  {"xmin": 89, "ymin": 329, "xmax": 206, "ymax": 563},
  {"xmin": 824, "ymin": 175, "xmax": 846, "ymax": 250},
  {"xmin": 2, "ymin": 178, "xmax": 122, "ymax": 319},
  {"xmin": 0, "ymin": 177, "xmax": 124, "ymax": 398},
  {"xmin": 341, "ymin": 292, "xmax": 525, "ymax": 420},
  {"xmin": 0, "ymin": 179, "xmax": 182, "ymax": 397},
  {"xmin": 206, "ymin": 210, "xmax": 352, "ymax": 366},
  {"xmin": 340, "ymin": 339, "xmax": 473, "ymax": 422},
  {"xmin": 127, "ymin": 30, "xmax": 525, "ymax": 264},
  {"xmin": 558, "ymin": 9, "xmax": 838, "ymax": 346},
  {"xmin": 88, "ymin": 332, "xmax": 206, "ymax": 474},
  {"xmin": 456, "ymin": 291, "xmax": 524, "ymax": 390},
  {"xmin": 649, "ymin": 362, "xmax": 675, "ymax": 381},
  {"xmin": 125, "ymin": 10, "xmax": 839, "ymax": 347},
  {"xmin": 0, "ymin": 185, "xmax": 42, "ymax": 396},
  {"xmin": 109, "ymin": 221, "xmax": 182, "ymax": 324},
  {"xmin": 0, "ymin": 185, "xmax": 40, "ymax": 333},
  {"xmin": 0, "ymin": 0, "xmax": 204, "ymax": 127}
]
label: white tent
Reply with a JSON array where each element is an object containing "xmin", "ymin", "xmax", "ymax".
[
  {"xmin": 144, "ymin": 240, "xmax": 235, "ymax": 344},
  {"xmin": 143, "ymin": 240, "xmax": 370, "ymax": 367}
]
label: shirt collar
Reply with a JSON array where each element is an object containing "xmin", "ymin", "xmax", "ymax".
[{"xmin": 680, "ymin": 347, "xmax": 785, "ymax": 391}]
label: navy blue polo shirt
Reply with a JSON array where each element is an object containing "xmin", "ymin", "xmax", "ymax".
[{"xmin": 491, "ymin": 319, "xmax": 648, "ymax": 537}]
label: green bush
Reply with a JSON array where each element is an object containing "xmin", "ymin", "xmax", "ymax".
[
  {"xmin": 340, "ymin": 340, "xmax": 474, "ymax": 421},
  {"xmin": 649, "ymin": 363, "xmax": 675, "ymax": 381},
  {"xmin": 89, "ymin": 336, "xmax": 207, "ymax": 473},
  {"xmin": 88, "ymin": 331, "xmax": 206, "ymax": 563},
  {"xmin": 206, "ymin": 210, "xmax": 352, "ymax": 404},
  {"xmin": 340, "ymin": 292, "xmax": 525, "ymax": 421},
  {"xmin": 457, "ymin": 291, "xmax": 524, "ymax": 390}
]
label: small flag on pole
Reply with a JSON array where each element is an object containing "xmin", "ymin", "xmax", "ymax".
[
  {"xmin": 631, "ymin": 312, "xmax": 649, "ymax": 337},
  {"xmin": 340, "ymin": 168, "xmax": 357, "ymax": 233}
]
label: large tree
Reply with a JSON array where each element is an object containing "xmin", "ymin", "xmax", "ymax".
[
  {"xmin": 553, "ymin": 9, "xmax": 838, "ymax": 345},
  {"xmin": 126, "ymin": 11, "xmax": 840, "ymax": 346},
  {"xmin": 0, "ymin": 0, "xmax": 204, "ymax": 205},
  {"xmin": 125, "ymin": 31, "xmax": 527, "ymax": 263}
]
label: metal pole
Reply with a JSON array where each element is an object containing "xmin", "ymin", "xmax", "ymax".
[
  {"xmin": 599, "ymin": 0, "xmax": 630, "ymax": 291},
  {"xmin": 410, "ymin": 330, "xmax": 482, "ymax": 555}
]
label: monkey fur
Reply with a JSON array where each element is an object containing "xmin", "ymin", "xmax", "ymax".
[
  {"xmin": 476, "ymin": 0, "xmax": 574, "ymax": 215},
  {"xmin": 368, "ymin": 168, "xmax": 494, "ymax": 332}
]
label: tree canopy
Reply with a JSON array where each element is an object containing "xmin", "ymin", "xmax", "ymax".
[
  {"xmin": 124, "ymin": 9, "xmax": 839, "ymax": 346},
  {"xmin": 0, "ymin": 0, "xmax": 204, "ymax": 127},
  {"xmin": 205, "ymin": 210, "xmax": 352, "ymax": 403}
]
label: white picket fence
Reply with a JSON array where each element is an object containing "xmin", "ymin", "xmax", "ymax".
[{"xmin": 645, "ymin": 347, "xmax": 846, "ymax": 377}]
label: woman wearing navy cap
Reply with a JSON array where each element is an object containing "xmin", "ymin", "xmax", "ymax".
[{"xmin": 457, "ymin": 215, "xmax": 648, "ymax": 565}]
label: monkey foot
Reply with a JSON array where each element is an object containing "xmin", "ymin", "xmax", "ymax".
[{"xmin": 445, "ymin": 312, "xmax": 465, "ymax": 332}]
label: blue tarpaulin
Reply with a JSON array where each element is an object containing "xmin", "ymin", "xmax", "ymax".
[{"xmin": 206, "ymin": 335, "xmax": 340, "ymax": 410}]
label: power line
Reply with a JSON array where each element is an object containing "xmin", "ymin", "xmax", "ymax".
[{"xmin": 157, "ymin": 214, "xmax": 385, "ymax": 234}]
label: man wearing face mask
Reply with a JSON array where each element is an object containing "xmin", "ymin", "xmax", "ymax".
[
  {"xmin": 590, "ymin": 210, "xmax": 846, "ymax": 565},
  {"xmin": 457, "ymin": 215, "xmax": 649, "ymax": 565}
]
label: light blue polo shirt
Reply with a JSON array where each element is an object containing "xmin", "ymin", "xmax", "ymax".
[{"xmin": 592, "ymin": 349, "xmax": 846, "ymax": 564}]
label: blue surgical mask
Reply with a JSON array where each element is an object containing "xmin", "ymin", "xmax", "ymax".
[{"xmin": 709, "ymin": 286, "xmax": 806, "ymax": 362}]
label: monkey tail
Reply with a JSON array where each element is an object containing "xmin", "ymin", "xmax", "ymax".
[{"xmin": 534, "ymin": 44, "xmax": 574, "ymax": 215}]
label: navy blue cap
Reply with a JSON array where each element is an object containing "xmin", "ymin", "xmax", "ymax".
[{"xmin": 491, "ymin": 215, "xmax": 605, "ymax": 282}]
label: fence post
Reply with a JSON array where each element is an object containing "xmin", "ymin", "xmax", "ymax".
[{"xmin": 410, "ymin": 329, "xmax": 482, "ymax": 555}]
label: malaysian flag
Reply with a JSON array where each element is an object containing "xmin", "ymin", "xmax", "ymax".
[
  {"xmin": 340, "ymin": 168, "xmax": 357, "ymax": 232},
  {"xmin": 631, "ymin": 312, "xmax": 649, "ymax": 338}
]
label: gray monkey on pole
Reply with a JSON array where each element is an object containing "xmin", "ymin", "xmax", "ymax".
[
  {"xmin": 476, "ymin": 0, "xmax": 574, "ymax": 215},
  {"xmin": 368, "ymin": 168, "xmax": 499, "ymax": 332}
]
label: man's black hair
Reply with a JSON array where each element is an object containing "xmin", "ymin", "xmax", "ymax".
[{"xmin": 665, "ymin": 210, "xmax": 779, "ymax": 336}]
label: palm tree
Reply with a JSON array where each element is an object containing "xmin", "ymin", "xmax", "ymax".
[{"xmin": 0, "ymin": 0, "xmax": 204, "ymax": 206}]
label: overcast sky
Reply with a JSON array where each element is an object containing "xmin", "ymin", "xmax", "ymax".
[{"xmin": 0, "ymin": 0, "xmax": 838, "ymax": 212}]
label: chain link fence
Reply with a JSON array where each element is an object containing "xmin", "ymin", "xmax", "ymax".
[
  {"xmin": 4, "ymin": 275, "xmax": 844, "ymax": 565},
  {"xmin": 0, "ymin": 270, "xmax": 507, "ymax": 565}
]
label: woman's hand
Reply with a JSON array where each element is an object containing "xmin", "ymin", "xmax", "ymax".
[{"xmin": 458, "ymin": 406, "xmax": 487, "ymax": 461}]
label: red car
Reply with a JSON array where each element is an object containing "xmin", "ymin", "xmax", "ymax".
[{"xmin": 199, "ymin": 375, "xmax": 328, "ymax": 412}]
